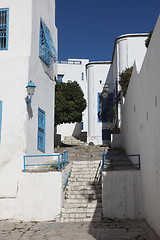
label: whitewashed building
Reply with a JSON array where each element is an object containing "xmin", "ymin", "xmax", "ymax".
[
  {"xmin": 57, "ymin": 34, "xmax": 148, "ymax": 146},
  {"xmin": 56, "ymin": 59, "xmax": 89, "ymax": 143},
  {"xmin": 0, "ymin": 0, "xmax": 58, "ymax": 220}
]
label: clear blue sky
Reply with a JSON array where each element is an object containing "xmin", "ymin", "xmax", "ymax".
[{"xmin": 56, "ymin": 0, "xmax": 160, "ymax": 62}]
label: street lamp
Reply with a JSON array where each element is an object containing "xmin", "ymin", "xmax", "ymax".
[
  {"xmin": 102, "ymin": 84, "xmax": 109, "ymax": 98},
  {"xmin": 26, "ymin": 81, "xmax": 36, "ymax": 105}
]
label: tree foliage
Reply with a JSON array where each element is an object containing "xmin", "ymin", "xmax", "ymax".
[
  {"xmin": 145, "ymin": 30, "xmax": 153, "ymax": 48},
  {"xmin": 119, "ymin": 66, "xmax": 133, "ymax": 97},
  {"xmin": 55, "ymin": 80, "xmax": 87, "ymax": 126}
]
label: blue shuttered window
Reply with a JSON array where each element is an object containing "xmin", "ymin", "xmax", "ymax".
[
  {"xmin": 39, "ymin": 18, "xmax": 57, "ymax": 66},
  {"xmin": 0, "ymin": 101, "xmax": 2, "ymax": 144},
  {"xmin": 0, "ymin": 8, "xmax": 9, "ymax": 50},
  {"xmin": 37, "ymin": 108, "xmax": 45, "ymax": 152}
]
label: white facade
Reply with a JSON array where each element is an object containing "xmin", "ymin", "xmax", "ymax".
[
  {"xmin": 121, "ymin": 15, "xmax": 160, "ymax": 236},
  {"xmin": 56, "ymin": 59, "xmax": 89, "ymax": 142},
  {"xmin": 0, "ymin": 0, "xmax": 58, "ymax": 220}
]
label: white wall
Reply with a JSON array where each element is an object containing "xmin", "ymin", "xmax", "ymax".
[
  {"xmin": 121, "ymin": 15, "xmax": 160, "ymax": 236},
  {"xmin": 87, "ymin": 62, "xmax": 112, "ymax": 145},
  {"xmin": 27, "ymin": 0, "xmax": 57, "ymax": 155},
  {"xmin": 0, "ymin": 1, "xmax": 32, "ymax": 197},
  {"xmin": 0, "ymin": 0, "xmax": 58, "ymax": 220},
  {"xmin": 57, "ymin": 59, "xmax": 89, "ymax": 140},
  {"xmin": 102, "ymin": 170, "xmax": 144, "ymax": 219}
]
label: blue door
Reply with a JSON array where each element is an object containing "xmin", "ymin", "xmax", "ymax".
[{"xmin": 37, "ymin": 108, "xmax": 45, "ymax": 152}]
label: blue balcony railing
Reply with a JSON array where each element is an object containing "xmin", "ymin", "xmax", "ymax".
[
  {"xmin": 102, "ymin": 149, "xmax": 140, "ymax": 171},
  {"xmin": 23, "ymin": 150, "xmax": 68, "ymax": 172}
]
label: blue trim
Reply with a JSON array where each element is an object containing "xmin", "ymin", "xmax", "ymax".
[
  {"xmin": 0, "ymin": 8, "xmax": 9, "ymax": 50},
  {"xmin": 0, "ymin": 101, "xmax": 2, "ymax": 143},
  {"xmin": 37, "ymin": 108, "xmax": 45, "ymax": 152},
  {"xmin": 81, "ymin": 121, "xmax": 84, "ymax": 130},
  {"xmin": 23, "ymin": 150, "xmax": 68, "ymax": 172},
  {"xmin": 57, "ymin": 74, "xmax": 64, "ymax": 83},
  {"xmin": 102, "ymin": 152, "xmax": 141, "ymax": 171},
  {"xmin": 64, "ymin": 172, "xmax": 70, "ymax": 187},
  {"xmin": 82, "ymin": 72, "xmax": 84, "ymax": 80}
]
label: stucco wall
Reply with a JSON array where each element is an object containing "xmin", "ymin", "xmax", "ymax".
[
  {"xmin": 0, "ymin": 0, "xmax": 32, "ymax": 197},
  {"xmin": 87, "ymin": 62, "xmax": 112, "ymax": 145},
  {"xmin": 57, "ymin": 59, "xmax": 88, "ymax": 140},
  {"xmin": 102, "ymin": 170, "xmax": 144, "ymax": 219},
  {"xmin": 0, "ymin": 0, "xmax": 57, "ymax": 220},
  {"xmin": 121, "ymin": 15, "xmax": 160, "ymax": 236}
]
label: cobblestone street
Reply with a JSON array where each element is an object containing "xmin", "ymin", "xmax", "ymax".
[{"xmin": 0, "ymin": 219, "xmax": 160, "ymax": 240}]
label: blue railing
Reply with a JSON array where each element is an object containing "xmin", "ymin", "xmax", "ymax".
[
  {"xmin": 63, "ymin": 171, "xmax": 71, "ymax": 188},
  {"xmin": 23, "ymin": 150, "xmax": 68, "ymax": 172},
  {"xmin": 102, "ymin": 149, "xmax": 140, "ymax": 171}
]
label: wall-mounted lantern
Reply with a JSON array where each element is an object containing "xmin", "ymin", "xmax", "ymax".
[
  {"xmin": 26, "ymin": 81, "xmax": 36, "ymax": 105},
  {"xmin": 102, "ymin": 84, "xmax": 109, "ymax": 98}
]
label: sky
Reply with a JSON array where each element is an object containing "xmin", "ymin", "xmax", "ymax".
[{"xmin": 56, "ymin": 0, "xmax": 160, "ymax": 62}]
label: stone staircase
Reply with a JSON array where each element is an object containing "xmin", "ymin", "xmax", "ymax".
[
  {"xmin": 57, "ymin": 160, "xmax": 102, "ymax": 222},
  {"xmin": 62, "ymin": 136, "xmax": 85, "ymax": 146}
]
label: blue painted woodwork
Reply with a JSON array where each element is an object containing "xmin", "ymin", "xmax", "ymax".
[
  {"xmin": 97, "ymin": 92, "xmax": 114, "ymax": 122},
  {"xmin": 38, "ymin": 108, "xmax": 45, "ymax": 152},
  {"xmin": 39, "ymin": 18, "xmax": 57, "ymax": 66},
  {"xmin": 0, "ymin": 8, "xmax": 9, "ymax": 50},
  {"xmin": 0, "ymin": 101, "xmax": 2, "ymax": 143},
  {"xmin": 102, "ymin": 129, "xmax": 111, "ymax": 141},
  {"xmin": 23, "ymin": 149, "xmax": 68, "ymax": 172},
  {"xmin": 82, "ymin": 72, "xmax": 84, "ymax": 80},
  {"xmin": 81, "ymin": 121, "xmax": 84, "ymax": 130},
  {"xmin": 57, "ymin": 74, "xmax": 64, "ymax": 83}
]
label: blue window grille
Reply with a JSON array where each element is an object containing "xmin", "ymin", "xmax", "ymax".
[
  {"xmin": 97, "ymin": 92, "xmax": 113, "ymax": 122},
  {"xmin": 0, "ymin": 8, "xmax": 9, "ymax": 50},
  {"xmin": 38, "ymin": 108, "xmax": 45, "ymax": 152},
  {"xmin": 39, "ymin": 18, "xmax": 57, "ymax": 66},
  {"xmin": 57, "ymin": 74, "xmax": 64, "ymax": 83},
  {"xmin": 0, "ymin": 101, "xmax": 2, "ymax": 144}
]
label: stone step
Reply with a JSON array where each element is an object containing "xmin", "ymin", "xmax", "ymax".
[
  {"xmin": 63, "ymin": 202, "xmax": 102, "ymax": 208},
  {"xmin": 66, "ymin": 185, "xmax": 101, "ymax": 191},
  {"xmin": 72, "ymin": 161, "xmax": 101, "ymax": 165},
  {"xmin": 65, "ymin": 193, "xmax": 101, "ymax": 199},
  {"xmin": 59, "ymin": 216, "xmax": 101, "ymax": 223},
  {"xmin": 65, "ymin": 189, "xmax": 102, "ymax": 195},
  {"xmin": 64, "ymin": 198, "xmax": 101, "ymax": 204},
  {"xmin": 68, "ymin": 181, "xmax": 101, "ymax": 186},
  {"xmin": 61, "ymin": 211, "xmax": 101, "ymax": 219},
  {"xmin": 61, "ymin": 206, "xmax": 102, "ymax": 214},
  {"xmin": 69, "ymin": 177, "xmax": 98, "ymax": 182}
]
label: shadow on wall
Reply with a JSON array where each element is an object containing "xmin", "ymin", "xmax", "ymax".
[
  {"xmin": 72, "ymin": 122, "xmax": 81, "ymax": 137},
  {"xmin": 25, "ymin": 96, "xmax": 33, "ymax": 119}
]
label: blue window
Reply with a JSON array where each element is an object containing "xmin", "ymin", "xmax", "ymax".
[
  {"xmin": 97, "ymin": 92, "xmax": 113, "ymax": 122},
  {"xmin": 38, "ymin": 108, "xmax": 45, "ymax": 152},
  {"xmin": 39, "ymin": 18, "xmax": 57, "ymax": 66},
  {"xmin": 0, "ymin": 8, "xmax": 9, "ymax": 50},
  {"xmin": 57, "ymin": 74, "xmax": 64, "ymax": 83},
  {"xmin": 0, "ymin": 101, "xmax": 2, "ymax": 143},
  {"xmin": 82, "ymin": 72, "xmax": 84, "ymax": 80}
]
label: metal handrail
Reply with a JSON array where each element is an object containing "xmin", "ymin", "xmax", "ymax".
[
  {"xmin": 23, "ymin": 150, "xmax": 68, "ymax": 172},
  {"xmin": 102, "ymin": 149, "xmax": 140, "ymax": 171}
]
